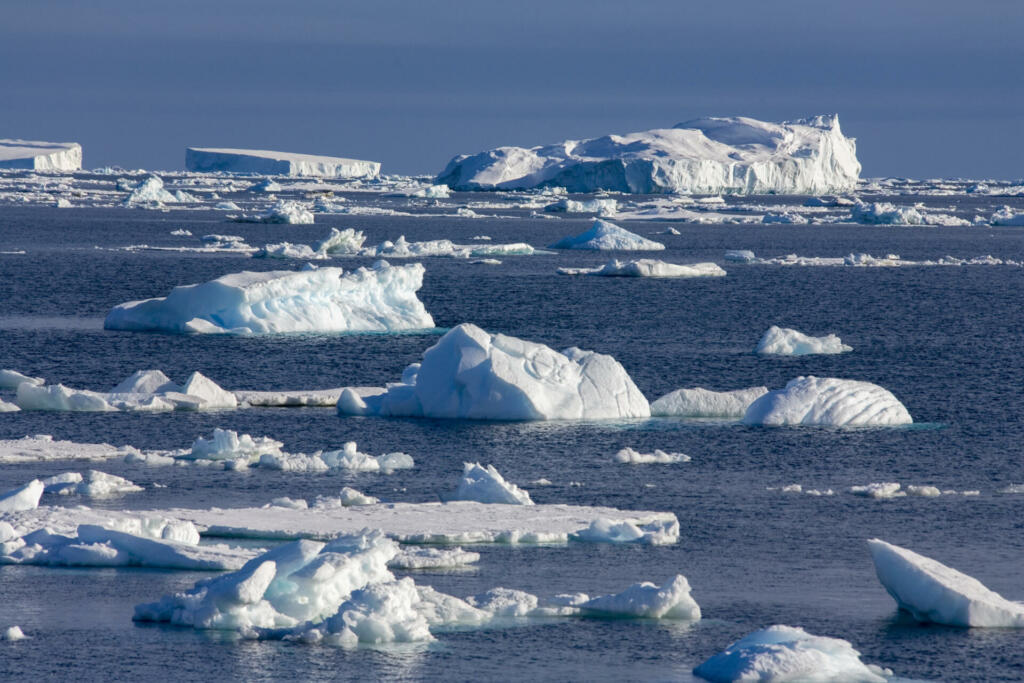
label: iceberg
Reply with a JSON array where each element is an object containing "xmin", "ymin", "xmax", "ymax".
[
  {"xmin": 580, "ymin": 575, "xmax": 700, "ymax": 620},
  {"xmin": 2, "ymin": 626, "xmax": 26, "ymax": 641},
  {"xmin": 451, "ymin": 463, "xmax": 534, "ymax": 505},
  {"xmin": 868, "ymin": 539, "xmax": 1024, "ymax": 628},
  {"xmin": 651, "ymin": 386, "xmax": 769, "ymax": 418},
  {"xmin": 339, "ymin": 323, "xmax": 650, "ymax": 420},
  {"xmin": 755, "ymin": 326, "xmax": 853, "ymax": 356},
  {"xmin": 549, "ymin": 219, "xmax": 665, "ymax": 251},
  {"xmin": 693, "ymin": 624, "xmax": 890, "ymax": 682},
  {"xmin": 0, "ymin": 369, "xmax": 44, "ymax": 390},
  {"xmin": 558, "ymin": 259, "xmax": 725, "ymax": 278},
  {"xmin": 436, "ymin": 114, "xmax": 860, "ymax": 195},
  {"xmin": 849, "ymin": 201, "xmax": 924, "ymax": 225},
  {"xmin": 0, "ymin": 139, "xmax": 82, "ymax": 171},
  {"xmin": 613, "ymin": 447, "xmax": 690, "ymax": 464},
  {"xmin": 742, "ymin": 377, "xmax": 912, "ymax": 427},
  {"xmin": 185, "ymin": 147, "xmax": 380, "ymax": 178},
  {"xmin": 104, "ymin": 262, "xmax": 434, "ymax": 335},
  {"xmin": 124, "ymin": 176, "xmax": 177, "ymax": 205}
]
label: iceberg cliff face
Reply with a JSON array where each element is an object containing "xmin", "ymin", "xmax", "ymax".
[
  {"xmin": 437, "ymin": 115, "xmax": 860, "ymax": 195},
  {"xmin": 186, "ymin": 147, "xmax": 380, "ymax": 178},
  {"xmin": 0, "ymin": 139, "xmax": 82, "ymax": 171},
  {"xmin": 104, "ymin": 262, "xmax": 434, "ymax": 335}
]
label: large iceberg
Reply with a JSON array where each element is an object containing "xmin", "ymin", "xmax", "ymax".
[
  {"xmin": 651, "ymin": 386, "xmax": 769, "ymax": 418},
  {"xmin": 339, "ymin": 323, "xmax": 650, "ymax": 420},
  {"xmin": 549, "ymin": 219, "xmax": 665, "ymax": 251},
  {"xmin": 185, "ymin": 147, "xmax": 380, "ymax": 178},
  {"xmin": 755, "ymin": 326, "xmax": 853, "ymax": 356},
  {"xmin": 868, "ymin": 539, "xmax": 1024, "ymax": 628},
  {"xmin": 0, "ymin": 139, "xmax": 82, "ymax": 171},
  {"xmin": 104, "ymin": 262, "xmax": 434, "ymax": 335},
  {"xmin": 436, "ymin": 115, "xmax": 860, "ymax": 195},
  {"xmin": 742, "ymin": 377, "xmax": 912, "ymax": 426}
]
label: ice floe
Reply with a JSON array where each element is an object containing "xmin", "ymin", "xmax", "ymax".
[
  {"xmin": 16, "ymin": 370, "xmax": 237, "ymax": 412},
  {"xmin": 0, "ymin": 139, "xmax": 82, "ymax": 171},
  {"xmin": 989, "ymin": 206, "xmax": 1024, "ymax": 226},
  {"xmin": 543, "ymin": 198, "xmax": 618, "ymax": 214},
  {"xmin": 42, "ymin": 470, "xmax": 142, "ymax": 497},
  {"xmin": 0, "ymin": 435, "xmax": 140, "ymax": 463},
  {"xmin": 258, "ymin": 441, "xmax": 414, "ymax": 474},
  {"xmin": 650, "ymin": 386, "xmax": 769, "ymax": 418},
  {"xmin": 580, "ymin": 575, "xmax": 700, "ymax": 619},
  {"xmin": 388, "ymin": 546, "xmax": 479, "ymax": 570},
  {"xmin": 232, "ymin": 199, "xmax": 315, "ymax": 224},
  {"xmin": 0, "ymin": 369, "xmax": 44, "ymax": 389},
  {"xmin": 613, "ymin": 448, "xmax": 690, "ymax": 464},
  {"xmin": 451, "ymin": 463, "xmax": 534, "ymax": 505},
  {"xmin": 549, "ymin": 219, "xmax": 665, "ymax": 251},
  {"xmin": 558, "ymin": 259, "xmax": 725, "ymax": 278},
  {"xmin": 742, "ymin": 377, "xmax": 912, "ymax": 427},
  {"xmin": 0, "ymin": 480, "xmax": 44, "ymax": 512},
  {"xmin": 185, "ymin": 429, "xmax": 284, "ymax": 466},
  {"xmin": 733, "ymin": 250, "xmax": 1023, "ymax": 268},
  {"xmin": 186, "ymin": 147, "xmax": 380, "ymax": 178},
  {"xmin": 2, "ymin": 626, "xmax": 26, "ymax": 641},
  {"xmin": 756, "ymin": 326, "xmax": 853, "ymax": 356}
]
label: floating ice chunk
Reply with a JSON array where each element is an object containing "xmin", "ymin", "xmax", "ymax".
[
  {"xmin": 124, "ymin": 175, "xmax": 176, "ymax": 205},
  {"xmin": 0, "ymin": 139, "xmax": 82, "ymax": 170},
  {"xmin": 187, "ymin": 429, "xmax": 284, "ymax": 466},
  {"xmin": 111, "ymin": 369, "xmax": 179, "ymax": 394},
  {"xmin": 651, "ymin": 386, "xmax": 769, "ymax": 418},
  {"xmin": 437, "ymin": 115, "xmax": 859, "ymax": 195},
  {"xmin": 724, "ymin": 249, "xmax": 756, "ymax": 263},
  {"xmin": 868, "ymin": 539, "xmax": 1024, "ymax": 627},
  {"xmin": 452, "ymin": 463, "xmax": 534, "ymax": 505},
  {"xmin": 0, "ymin": 435, "xmax": 139, "ymax": 464},
  {"xmin": 544, "ymin": 198, "xmax": 618, "ymax": 214},
  {"xmin": 742, "ymin": 376, "xmax": 912, "ymax": 426},
  {"xmin": 0, "ymin": 399, "xmax": 18, "ymax": 412},
  {"xmin": 989, "ymin": 206, "xmax": 1024, "ymax": 226},
  {"xmin": 0, "ymin": 369, "xmax": 44, "ymax": 389},
  {"xmin": 558, "ymin": 259, "xmax": 725, "ymax": 278},
  {"xmin": 468, "ymin": 587, "xmax": 539, "ymax": 617},
  {"xmin": 549, "ymin": 219, "xmax": 665, "ymax": 251},
  {"xmin": 214, "ymin": 201, "xmax": 241, "ymax": 210},
  {"xmin": 259, "ymin": 442, "xmax": 414, "ymax": 473},
  {"xmin": 16, "ymin": 383, "xmax": 117, "ymax": 412},
  {"xmin": 42, "ymin": 470, "xmax": 143, "ymax": 497},
  {"xmin": 850, "ymin": 482, "xmax": 904, "ymax": 499},
  {"xmin": 570, "ymin": 517, "xmax": 680, "ymax": 545},
  {"xmin": 335, "ymin": 487, "xmax": 380, "ymax": 506},
  {"xmin": 247, "ymin": 178, "xmax": 282, "ymax": 192},
  {"xmin": 388, "ymin": 547, "xmax": 480, "ymax": 570},
  {"xmin": 2, "ymin": 626, "xmax": 26, "ymax": 641},
  {"xmin": 581, "ymin": 575, "xmax": 700, "ymax": 620},
  {"xmin": 19, "ymin": 370, "xmax": 234, "ymax": 412},
  {"xmin": 0, "ymin": 479, "xmax": 44, "ymax": 512},
  {"xmin": 180, "ymin": 371, "xmax": 238, "ymax": 409},
  {"xmin": 693, "ymin": 624, "xmax": 889, "ymax": 683},
  {"xmin": 997, "ymin": 484, "xmax": 1024, "ymax": 494},
  {"xmin": 343, "ymin": 323, "xmax": 650, "ymax": 421},
  {"xmin": 804, "ymin": 195, "xmax": 855, "ymax": 207},
  {"xmin": 850, "ymin": 201, "xmax": 924, "ymax": 225},
  {"xmin": 613, "ymin": 448, "xmax": 690, "ymax": 464},
  {"xmin": 315, "ymin": 227, "xmax": 366, "ymax": 255},
  {"xmin": 756, "ymin": 326, "xmax": 853, "ymax": 356},
  {"xmin": 104, "ymin": 262, "xmax": 434, "ymax": 335},
  {"xmin": 412, "ymin": 184, "xmax": 451, "ymax": 198},
  {"xmin": 762, "ymin": 211, "xmax": 809, "ymax": 224},
  {"xmin": 235, "ymin": 387, "xmax": 365, "ymax": 407},
  {"xmin": 267, "ymin": 497, "xmax": 309, "ymax": 510},
  {"xmin": 186, "ymin": 147, "xmax": 380, "ymax": 178},
  {"xmin": 233, "ymin": 199, "xmax": 315, "ymax": 224}
]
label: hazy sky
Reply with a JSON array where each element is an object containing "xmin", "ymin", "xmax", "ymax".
[{"xmin": 2, "ymin": 0, "xmax": 1022, "ymax": 178}]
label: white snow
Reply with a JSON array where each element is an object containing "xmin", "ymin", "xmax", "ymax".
[
  {"xmin": 452, "ymin": 463, "xmax": 534, "ymax": 505},
  {"xmin": 0, "ymin": 369, "xmax": 44, "ymax": 389},
  {"xmin": 580, "ymin": 575, "xmax": 701, "ymax": 620},
  {"xmin": 549, "ymin": 219, "xmax": 665, "ymax": 251},
  {"xmin": 558, "ymin": 259, "xmax": 725, "ymax": 278},
  {"xmin": 868, "ymin": 539, "xmax": 1024, "ymax": 628},
  {"xmin": 613, "ymin": 447, "xmax": 690, "ymax": 464},
  {"xmin": 104, "ymin": 262, "xmax": 435, "ymax": 335},
  {"xmin": 186, "ymin": 147, "xmax": 380, "ymax": 178},
  {"xmin": 756, "ymin": 326, "xmax": 853, "ymax": 355},
  {"xmin": 651, "ymin": 386, "xmax": 769, "ymax": 418},
  {"xmin": 340, "ymin": 323, "xmax": 650, "ymax": 421},
  {"xmin": 0, "ymin": 480, "xmax": 44, "ymax": 512},
  {"xmin": 436, "ymin": 114, "xmax": 860, "ymax": 195},
  {"xmin": 742, "ymin": 377, "xmax": 912, "ymax": 427},
  {"xmin": 0, "ymin": 139, "xmax": 82, "ymax": 171},
  {"xmin": 693, "ymin": 624, "xmax": 889, "ymax": 682}
]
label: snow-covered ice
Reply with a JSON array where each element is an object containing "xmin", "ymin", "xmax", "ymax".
[
  {"xmin": 580, "ymin": 575, "xmax": 700, "ymax": 620},
  {"xmin": 0, "ymin": 435, "xmax": 139, "ymax": 463},
  {"xmin": 0, "ymin": 139, "xmax": 82, "ymax": 171},
  {"xmin": 989, "ymin": 206, "xmax": 1024, "ymax": 226},
  {"xmin": 451, "ymin": 463, "xmax": 534, "ymax": 505},
  {"xmin": 124, "ymin": 176, "xmax": 177, "ymax": 205},
  {"xmin": 2, "ymin": 626, "xmax": 26, "ymax": 641},
  {"xmin": 650, "ymin": 386, "xmax": 769, "ymax": 418},
  {"xmin": 742, "ymin": 377, "xmax": 912, "ymax": 426},
  {"xmin": 0, "ymin": 479, "xmax": 44, "ymax": 512},
  {"xmin": 613, "ymin": 448, "xmax": 690, "ymax": 464},
  {"xmin": 756, "ymin": 326, "xmax": 853, "ymax": 355},
  {"xmin": 258, "ymin": 441, "xmax": 414, "ymax": 474},
  {"xmin": 232, "ymin": 200, "xmax": 315, "ymax": 224},
  {"xmin": 558, "ymin": 259, "xmax": 725, "ymax": 278},
  {"xmin": 42, "ymin": 470, "xmax": 143, "ymax": 497},
  {"xmin": 549, "ymin": 219, "xmax": 665, "ymax": 251},
  {"xmin": 186, "ymin": 148, "xmax": 380, "ymax": 178},
  {"xmin": 389, "ymin": 547, "xmax": 480, "ymax": 570},
  {"xmin": 185, "ymin": 429, "xmax": 284, "ymax": 466},
  {"xmin": 543, "ymin": 198, "xmax": 618, "ymax": 214},
  {"xmin": 0, "ymin": 369, "xmax": 44, "ymax": 389},
  {"xmin": 849, "ymin": 201, "xmax": 924, "ymax": 225},
  {"xmin": 569, "ymin": 517, "xmax": 680, "ymax": 545},
  {"xmin": 16, "ymin": 370, "xmax": 237, "ymax": 412}
]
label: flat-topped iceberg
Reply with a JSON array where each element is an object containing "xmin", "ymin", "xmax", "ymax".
[
  {"xmin": 693, "ymin": 624, "xmax": 890, "ymax": 682},
  {"xmin": 549, "ymin": 219, "xmax": 665, "ymax": 251},
  {"xmin": 339, "ymin": 323, "xmax": 650, "ymax": 420},
  {"xmin": 186, "ymin": 147, "xmax": 380, "ymax": 178},
  {"xmin": 436, "ymin": 114, "xmax": 860, "ymax": 195},
  {"xmin": 756, "ymin": 326, "xmax": 853, "ymax": 355},
  {"xmin": 651, "ymin": 386, "xmax": 769, "ymax": 418},
  {"xmin": 868, "ymin": 539, "xmax": 1024, "ymax": 627},
  {"xmin": 104, "ymin": 262, "xmax": 434, "ymax": 335},
  {"xmin": 0, "ymin": 139, "xmax": 82, "ymax": 171},
  {"xmin": 742, "ymin": 377, "xmax": 912, "ymax": 426},
  {"xmin": 558, "ymin": 259, "xmax": 725, "ymax": 278}
]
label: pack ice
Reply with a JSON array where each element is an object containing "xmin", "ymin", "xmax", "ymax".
[
  {"xmin": 186, "ymin": 147, "xmax": 380, "ymax": 178},
  {"xmin": 742, "ymin": 377, "xmax": 912, "ymax": 426},
  {"xmin": 339, "ymin": 323, "xmax": 650, "ymax": 420},
  {"xmin": 549, "ymin": 219, "xmax": 665, "ymax": 251},
  {"xmin": 868, "ymin": 539, "xmax": 1024, "ymax": 627},
  {"xmin": 651, "ymin": 386, "xmax": 769, "ymax": 418},
  {"xmin": 104, "ymin": 262, "xmax": 434, "ymax": 335},
  {"xmin": 0, "ymin": 139, "xmax": 82, "ymax": 171},
  {"xmin": 756, "ymin": 326, "xmax": 853, "ymax": 355},
  {"xmin": 436, "ymin": 114, "xmax": 860, "ymax": 195}
]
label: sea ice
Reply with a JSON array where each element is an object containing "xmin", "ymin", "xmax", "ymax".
[
  {"xmin": 451, "ymin": 463, "xmax": 534, "ymax": 505},
  {"xmin": 0, "ymin": 399, "xmax": 19, "ymax": 412},
  {"xmin": 0, "ymin": 435, "xmax": 139, "ymax": 463},
  {"xmin": 232, "ymin": 200, "xmax": 315, "ymax": 224},
  {"xmin": 2, "ymin": 626, "xmax": 26, "ymax": 641},
  {"xmin": 389, "ymin": 547, "xmax": 480, "ymax": 570},
  {"xmin": 339, "ymin": 323, "xmax": 650, "ymax": 420},
  {"xmin": 0, "ymin": 479, "xmax": 44, "ymax": 512},
  {"xmin": 186, "ymin": 147, "xmax": 380, "ymax": 178},
  {"xmin": 651, "ymin": 386, "xmax": 769, "ymax": 418},
  {"xmin": 104, "ymin": 262, "xmax": 434, "ymax": 335},
  {"xmin": 613, "ymin": 448, "xmax": 690, "ymax": 464},
  {"xmin": 761, "ymin": 211, "xmax": 809, "ymax": 224},
  {"xmin": 724, "ymin": 249, "xmax": 757, "ymax": 263},
  {"xmin": 16, "ymin": 370, "xmax": 237, "ymax": 412},
  {"xmin": 0, "ymin": 369, "xmax": 44, "ymax": 389},
  {"xmin": 0, "ymin": 139, "xmax": 82, "ymax": 171},
  {"xmin": 41, "ymin": 470, "xmax": 143, "ymax": 497},
  {"xmin": 580, "ymin": 575, "xmax": 701, "ymax": 620},
  {"xmin": 849, "ymin": 201, "xmax": 924, "ymax": 225},
  {"xmin": 259, "ymin": 441, "xmax": 414, "ymax": 473},
  {"xmin": 124, "ymin": 175, "xmax": 177, "ymax": 205},
  {"xmin": 755, "ymin": 326, "xmax": 853, "ymax": 355},
  {"xmin": 186, "ymin": 429, "xmax": 284, "ymax": 466},
  {"xmin": 989, "ymin": 206, "xmax": 1024, "ymax": 226},
  {"xmin": 543, "ymin": 198, "xmax": 618, "ymax": 214},
  {"xmin": 570, "ymin": 517, "xmax": 680, "ymax": 545},
  {"xmin": 742, "ymin": 377, "xmax": 912, "ymax": 426},
  {"xmin": 549, "ymin": 219, "xmax": 665, "ymax": 250},
  {"xmin": 558, "ymin": 259, "xmax": 725, "ymax": 278}
]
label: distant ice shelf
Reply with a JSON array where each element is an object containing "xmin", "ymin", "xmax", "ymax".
[
  {"xmin": 185, "ymin": 147, "xmax": 380, "ymax": 178},
  {"xmin": 0, "ymin": 139, "xmax": 82, "ymax": 171}
]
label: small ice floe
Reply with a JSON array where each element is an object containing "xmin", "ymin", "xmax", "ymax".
[
  {"xmin": 989, "ymin": 206, "xmax": 1024, "ymax": 226},
  {"xmin": 850, "ymin": 483, "xmax": 978, "ymax": 499},
  {"xmin": 312, "ymin": 487, "xmax": 380, "ymax": 508},
  {"xmin": 2, "ymin": 626, "xmax": 26, "ymax": 641},
  {"xmin": 170, "ymin": 228, "xmax": 192, "ymax": 236},
  {"xmin": 742, "ymin": 376, "xmax": 912, "ymax": 427},
  {"xmin": 557, "ymin": 259, "xmax": 725, "ymax": 278},
  {"xmin": 41, "ymin": 470, "xmax": 143, "ymax": 497},
  {"xmin": 388, "ymin": 546, "xmax": 480, "ymax": 570},
  {"xmin": 755, "ymin": 326, "xmax": 852, "ymax": 356},
  {"xmin": 543, "ymin": 198, "xmax": 617, "ymax": 215},
  {"xmin": 613, "ymin": 447, "xmax": 690, "ymax": 464},
  {"xmin": 123, "ymin": 175, "xmax": 176, "ymax": 206},
  {"xmin": 723, "ymin": 249, "xmax": 756, "ymax": 263},
  {"xmin": 232, "ymin": 199, "xmax": 314, "ymax": 224},
  {"xmin": 0, "ymin": 479, "xmax": 44, "ymax": 512},
  {"xmin": 651, "ymin": 386, "xmax": 768, "ymax": 418},
  {"xmin": 259, "ymin": 441, "xmax": 414, "ymax": 474},
  {"xmin": 0, "ymin": 369, "xmax": 44, "ymax": 389},
  {"xmin": 549, "ymin": 219, "xmax": 665, "ymax": 251},
  {"xmin": 451, "ymin": 463, "xmax": 533, "ymax": 505},
  {"xmin": 570, "ymin": 517, "xmax": 679, "ymax": 545},
  {"xmin": 868, "ymin": 539, "xmax": 1024, "ymax": 627},
  {"xmin": 0, "ymin": 435, "xmax": 140, "ymax": 464},
  {"xmin": 761, "ymin": 211, "xmax": 809, "ymax": 224},
  {"xmin": 16, "ymin": 369, "xmax": 237, "ymax": 412}
]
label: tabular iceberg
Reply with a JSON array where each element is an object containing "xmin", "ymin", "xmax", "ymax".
[
  {"xmin": 756, "ymin": 326, "xmax": 853, "ymax": 355},
  {"xmin": 549, "ymin": 219, "xmax": 665, "ymax": 251},
  {"xmin": 436, "ymin": 115, "xmax": 860, "ymax": 195},
  {"xmin": 0, "ymin": 139, "xmax": 82, "ymax": 171},
  {"xmin": 742, "ymin": 377, "xmax": 912, "ymax": 426},
  {"xmin": 186, "ymin": 147, "xmax": 380, "ymax": 178},
  {"xmin": 868, "ymin": 539, "xmax": 1024, "ymax": 628},
  {"xmin": 338, "ymin": 323, "xmax": 650, "ymax": 420},
  {"xmin": 104, "ymin": 262, "xmax": 435, "ymax": 335},
  {"xmin": 651, "ymin": 386, "xmax": 769, "ymax": 418}
]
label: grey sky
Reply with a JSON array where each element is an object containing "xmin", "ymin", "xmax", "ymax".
[{"xmin": 2, "ymin": 0, "xmax": 1022, "ymax": 178}]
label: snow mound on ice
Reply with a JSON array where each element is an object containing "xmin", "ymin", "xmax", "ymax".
[
  {"xmin": 868, "ymin": 539, "xmax": 1024, "ymax": 627},
  {"xmin": 756, "ymin": 326, "xmax": 853, "ymax": 355},
  {"xmin": 340, "ymin": 323, "xmax": 649, "ymax": 421},
  {"xmin": 0, "ymin": 139, "xmax": 82, "ymax": 171},
  {"xmin": 186, "ymin": 147, "xmax": 380, "ymax": 178},
  {"xmin": 651, "ymin": 386, "xmax": 769, "ymax": 418},
  {"xmin": 436, "ymin": 114, "xmax": 860, "ymax": 195},
  {"xmin": 742, "ymin": 377, "xmax": 912, "ymax": 426},
  {"xmin": 558, "ymin": 259, "xmax": 725, "ymax": 278},
  {"xmin": 104, "ymin": 262, "xmax": 434, "ymax": 335},
  {"xmin": 614, "ymin": 448, "xmax": 690, "ymax": 464},
  {"xmin": 452, "ymin": 463, "xmax": 534, "ymax": 505},
  {"xmin": 549, "ymin": 219, "xmax": 665, "ymax": 250}
]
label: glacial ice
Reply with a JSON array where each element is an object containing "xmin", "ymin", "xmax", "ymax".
[
  {"xmin": 613, "ymin": 448, "xmax": 690, "ymax": 464},
  {"xmin": 186, "ymin": 147, "xmax": 381, "ymax": 178},
  {"xmin": 756, "ymin": 326, "xmax": 853, "ymax": 355},
  {"xmin": 452, "ymin": 463, "xmax": 534, "ymax": 505},
  {"xmin": 651, "ymin": 386, "xmax": 769, "ymax": 418},
  {"xmin": 742, "ymin": 377, "xmax": 912, "ymax": 426},
  {"xmin": 0, "ymin": 139, "xmax": 82, "ymax": 171},
  {"xmin": 104, "ymin": 262, "xmax": 435, "ymax": 335},
  {"xmin": 693, "ymin": 624, "xmax": 889, "ymax": 682},
  {"xmin": 868, "ymin": 539, "xmax": 1024, "ymax": 627},
  {"xmin": 340, "ymin": 323, "xmax": 650, "ymax": 420},
  {"xmin": 549, "ymin": 219, "xmax": 665, "ymax": 251},
  {"xmin": 436, "ymin": 114, "xmax": 860, "ymax": 195},
  {"xmin": 558, "ymin": 259, "xmax": 725, "ymax": 278}
]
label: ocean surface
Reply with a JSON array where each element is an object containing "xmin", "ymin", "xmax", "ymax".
[{"xmin": 0, "ymin": 188, "xmax": 1022, "ymax": 681}]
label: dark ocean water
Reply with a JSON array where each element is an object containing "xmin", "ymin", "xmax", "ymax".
[{"xmin": 0, "ymin": 200, "xmax": 1022, "ymax": 681}]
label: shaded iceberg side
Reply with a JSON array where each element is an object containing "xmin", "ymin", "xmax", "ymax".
[
  {"xmin": 104, "ymin": 262, "xmax": 435, "ymax": 335},
  {"xmin": 339, "ymin": 323, "xmax": 650, "ymax": 420},
  {"xmin": 0, "ymin": 139, "xmax": 82, "ymax": 171},
  {"xmin": 742, "ymin": 376, "xmax": 912, "ymax": 426},
  {"xmin": 437, "ymin": 115, "xmax": 860, "ymax": 195},
  {"xmin": 651, "ymin": 386, "xmax": 768, "ymax": 418},
  {"xmin": 755, "ymin": 326, "xmax": 853, "ymax": 355},
  {"xmin": 186, "ymin": 147, "xmax": 380, "ymax": 178}
]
